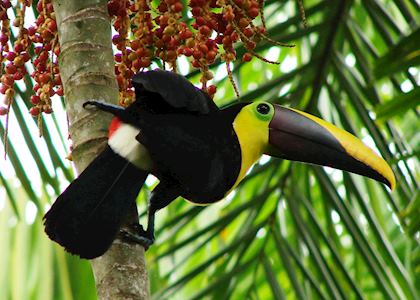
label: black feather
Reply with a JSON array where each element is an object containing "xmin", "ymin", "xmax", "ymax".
[
  {"xmin": 44, "ymin": 146, "xmax": 148, "ymax": 259},
  {"xmin": 131, "ymin": 70, "xmax": 219, "ymax": 114}
]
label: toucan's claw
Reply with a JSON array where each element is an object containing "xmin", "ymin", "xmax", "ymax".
[
  {"xmin": 119, "ymin": 223, "xmax": 155, "ymax": 250},
  {"xmin": 130, "ymin": 222, "xmax": 147, "ymax": 235},
  {"xmin": 120, "ymin": 230, "xmax": 154, "ymax": 250}
]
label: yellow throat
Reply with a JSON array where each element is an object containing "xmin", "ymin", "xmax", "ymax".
[{"xmin": 227, "ymin": 102, "xmax": 271, "ymax": 195}]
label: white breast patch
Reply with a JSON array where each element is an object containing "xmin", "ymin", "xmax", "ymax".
[{"xmin": 108, "ymin": 123, "xmax": 153, "ymax": 171}]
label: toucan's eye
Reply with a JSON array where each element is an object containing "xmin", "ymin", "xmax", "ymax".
[{"xmin": 257, "ymin": 103, "xmax": 270, "ymax": 115}]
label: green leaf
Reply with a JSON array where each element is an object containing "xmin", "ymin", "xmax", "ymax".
[
  {"xmin": 375, "ymin": 27, "xmax": 420, "ymax": 78},
  {"xmin": 375, "ymin": 87, "xmax": 420, "ymax": 120}
]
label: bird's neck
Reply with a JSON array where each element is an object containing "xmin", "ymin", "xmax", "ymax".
[{"xmin": 226, "ymin": 108, "xmax": 268, "ymax": 195}]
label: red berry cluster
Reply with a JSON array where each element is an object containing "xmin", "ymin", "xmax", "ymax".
[
  {"xmin": 0, "ymin": 0, "xmax": 18, "ymax": 115},
  {"xmin": 0, "ymin": 0, "xmax": 62, "ymax": 118},
  {"xmin": 109, "ymin": 0, "xmax": 291, "ymax": 105},
  {"xmin": 154, "ymin": 1, "xmax": 183, "ymax": 68},
  {"xmin": 29, "ymin": 0, "xmax": 61, "ymax": 116},
  {"xmin": 220, "ymin": 1, "xmax": 260, "ymax": 63},
  {"xmin": 188, "ymin": 0, "xmax": 218, "ymax": 94},
  {"xmin": 0, "ymin": 0, "xmax": 293, "ymax": 119},
  {"xmin": 109, "ymin": 0, "xmax": 134, "ymax": 105}
]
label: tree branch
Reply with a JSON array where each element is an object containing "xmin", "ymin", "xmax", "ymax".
[{"xmin": 52, "ymin": 0, "xmax": 150, "ymax": 299}]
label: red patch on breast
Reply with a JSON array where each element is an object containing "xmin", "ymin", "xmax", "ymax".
[{"xmin": 108, "ymin": 117, "xmax": 121, "ymax": 137}]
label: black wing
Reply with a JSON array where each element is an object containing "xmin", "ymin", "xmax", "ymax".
[{"xmin": 131, "ymin": 70, "xmax": 219, "ymax": 115}]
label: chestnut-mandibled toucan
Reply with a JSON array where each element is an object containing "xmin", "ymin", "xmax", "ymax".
[{"xmin": 44, "ymin": 70, "xmax": 395, "ymax": 259}]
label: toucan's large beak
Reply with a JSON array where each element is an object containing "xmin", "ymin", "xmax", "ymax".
[{"xmin": 265, "ymin": 105, "xmax": 395, "ymax": 189}]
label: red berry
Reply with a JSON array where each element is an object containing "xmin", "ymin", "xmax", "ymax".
[
  {"xmin": 139, "ymin": 57, "xmax": 151, "ymax": 68},
  {"xmin": 248, "ymin": 7, "xmax": 259, "ymax": 18},
  {"xmin": 36, "ymin": 1, "xmax": 43, "ymax": 12},
  {"xmin": 184, "ymin": 48, "xmax": 193, "ymax": 56},
  {"xmin": 13, "ymin": 72, "xmax": 23, "ymax": 80},
  {"xmin": 130, "ymin": 40, "xmax": 140, "ymax": 50},
  {"xmin": 246, "ymin": 41, "xmax": 256, "ymax": 50},
  {"xmin": 128, "ymin": 52, "xmax": 137, "ymax": 61},
  {"xmin": 114, "ymin": 53, "xmax": 122, "ymax": 62},
  {"xmin": 0, "ymin": 106, "xmax": 8, "ymax": 116},
  {"xmin": 2, "ymin": 0, "xmax": 12, "ymax": 8},
  {"xmin": 6, "ymin": 52, "xmax": 16, "ymax": 61},
  {"xmin": 30, "ymin": 95, "xmax": 40, "ymax": 104},
  {"xmin": 199, "ymin": 25, "xmax": 211, "ymax": 36},
  {"xmin": 56, "ymin": 87, "xmax": 64, "ymax": 96},
  {"xmin": 239, "ymin": 18, "xmax": 249, "ymax": 28},
  {"xmin": 171, "ymin": 2, "xmax": 183, "ymax": 13},
  {"xmin": 230, "ymin": 32, "xmax": 239, "ymax": 42},
  {"xmin": 47, "ymin": 20, "xmax": 57, "ymax": 32},
  {"xmin": 39, "ymin": 73, "xmax": 51, "ymax": 84},
  {"xmin": 14, "ymin": 43, "xmax": 24, "ymax": 53},
  {"xmin": 191, "ymin": 7, "xmax": 201, "ymax": 16},
  {"xmin": 54, "ymin": 46, "xmax": 60, "ymax": 56},
  {"xmin": 38, "ymin": 51, "xmax": 48, "ymax": 62},
  {"xmin": 179, "ymin": 30, "xmax": 192, "ymax": 40},
  {"xmin": 193, "ymin": 50, "xmax": 202, "ymax": 59},
  {"xmin": 54, "ymin": 75, "xmax": 62, "ymax": 85},
  {"xmin": 166, "ymin": 50, "xmax": 177, "ymax": 60},
  {"xmin": 0, "ymin": 85, "xmax": 8, "ymax": 94},
  {"xmin": 222, "ymin": 36, "xmax": 232, "ymax": 46},
  {"xmin": 30, "ymin": 107, "xmax": 40, "ymax": 116},
  {"xmin": 192, "ymin": 59, "xmax": 201, "ymax": 68},
  {"xmin": 107, "ymin": 0, "xmax": 120, "ymax": 16},
  {"xmin": 2, "ymin": 75, "xmax": 14, "ymax": 86},
  {"xmin": 21, "ymin": 52, "xmax": 30, "ymax": 62},
  {"xmin": 28, "ymin": 26, "xmax": 37, "ymax": 36},
  {"xmin": 135, "ymin": 48, "xmax": 146, "ymax": 57},
  {"xmin": 199, "ymin": 44, "xmax": 208, "ymax": 53},
  {"xmin": 242, "ymin": 52, "xmax": 252, "ymax": 62},
  {"xmin": 0, "ymin": 11, "xmax": 6, "ymax": 21},
  {"xmin": 207, "ymin": 85, "xmax": 217, "ymax": 95},
  {"xmin": 243, "ymin": 27, "xmax": 253, "ymax": 38},
  {"xmin": 46, "ymin": 2, "xmax": 54, "ymax": 13},
  {"xmin": 132, "ymin": 59, "xmax": 142, "ymax": 70},
  {"xmin": 36, "ymin": 14, "xmax": 45, "ymax": 26},
  {"xmin": 0, "ymin": 35, "xmax": 8, "ymax": 44},
  {"xmin": 196, "ymin": 17, "xmax": 206, "ymax": 26},
  {"xmin": 223, "ymin": 11, "xmax": 235, "ymax": 22},
  {"xmin": 44, "ymin": 43, "xmax": 52, "ymax": 52},
  {"xmin": 43, "ymin": 105, "xmax": 53, "ymax": 114},
  {"xmin": 207, "ymin": 50, "xmax": 217, "ymax": 61},
  {"xmin": 5, "ymin": 63, "xmax": 17, "ymax": 74},
  {"xmin": 112, "ymin": 34, "xmax": 122, "ymax": 44}
]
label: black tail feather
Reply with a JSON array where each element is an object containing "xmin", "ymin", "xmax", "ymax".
[{"xmin": 44, "ymin": 146, "xmax": 148, "ymax": 259}]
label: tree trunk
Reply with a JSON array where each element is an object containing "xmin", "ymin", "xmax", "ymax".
[{"xmin": 52, "ymin": 1, "xmax": 150, "ymax": 299}]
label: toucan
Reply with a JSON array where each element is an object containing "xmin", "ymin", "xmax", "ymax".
[{"xmin": 44, "ymin": 70, "xmax": 395, "ymax": 259}]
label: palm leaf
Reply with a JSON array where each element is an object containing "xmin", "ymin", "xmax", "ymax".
[{"xmin": 1, "ymin": 0, "xmax": 418, "ymax": 299}]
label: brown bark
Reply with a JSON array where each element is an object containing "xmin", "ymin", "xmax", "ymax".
[{"xmin": 52, "ymin": 1, "xmax": 150, "ymax": 299}]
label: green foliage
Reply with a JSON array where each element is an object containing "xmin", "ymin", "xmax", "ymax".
[{"xmin": 1, "ymin": 0, "xmax": 419, "ymax": 299}]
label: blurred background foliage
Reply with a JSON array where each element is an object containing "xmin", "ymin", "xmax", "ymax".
[{"xmin": 0, "ymin": 0, "xmax": 419, "ymax": 299}]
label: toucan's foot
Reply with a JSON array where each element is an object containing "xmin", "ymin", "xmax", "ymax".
[
  {"xmin": 119, "ymin": 223, "xmax": 155, "ymax": 250},
  {"xmin": 121, "ymin": 231, "xmax": 154, "ymax": 250}
]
